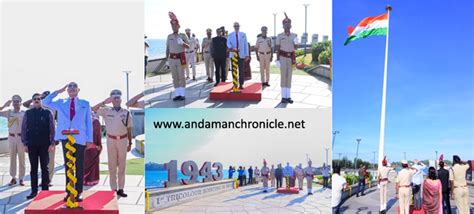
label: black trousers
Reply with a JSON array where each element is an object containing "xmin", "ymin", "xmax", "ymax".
[
  {"xmin": 239, "ymin": 175, "xmax": 244, "ymax": 187},
  {"xmin": 442, "ymin": 191, "xmax": 452, "ymax": 214},
  {"xmin": 61, "ymin": 140, "xmax": 85, "ymax": 194},
  {"xmin": 248, "ymin": 175, "xmax": 253, "ymax": 184},
  {"xmin": 144, "ymin": 56, "xmax": 148, "ymax": 78},
  {"xmin": 28, "ymin": 144, "xmax": 50, "ymax": 193},
  {"xmin": 214, "ymin": 58, "xmax": 226, "ymax": 83},
  {"xmin": 357, "ymin": 178, "xmax": 365, "ymax": 196},
  {"xmin": 323, "ymin": 176, "xmax": 329, "ymax": 188},
  {"xmin": 276, "ymin": 177, "xmax": 283, "ymax": 188}
]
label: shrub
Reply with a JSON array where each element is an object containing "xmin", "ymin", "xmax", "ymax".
[
  {"xmin": 311, "ymin": 41, "xmax": 331, "ymax": 64},
  {"xmin": 318, "ymin": 49, "xmax": 331, "ymax": 65}
]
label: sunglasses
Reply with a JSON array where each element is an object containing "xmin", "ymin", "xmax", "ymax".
[
  {"xmin": 33, "ymin": 98, "xmax": 41, "ymax": 101},
  {"xmin": 68, "ymin": 84, "xmax": 78, "ymax": 88},
  {"xmin": 12, "ymin": 100, "xmax": 21, "ymax": 103}
]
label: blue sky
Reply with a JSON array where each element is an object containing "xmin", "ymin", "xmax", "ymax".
[{"xmin": 333, "ymin": 0, "xmax": 474, "ymax": 163}]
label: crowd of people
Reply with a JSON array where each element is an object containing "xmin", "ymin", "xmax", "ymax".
[
  {"xmin": 228, "ymin": 160, "xmax": 330, "ymax": 195},
  {"xmin": 331, "ymin": 155, "xmax": 472, "ymax": 214},
  {"xmin": 0, "ymin": 82, "xmax": 140, "ymax": 201},
  {"xmin": 159, "ymin": 11, "xmax": 299, "ymax": 104}
]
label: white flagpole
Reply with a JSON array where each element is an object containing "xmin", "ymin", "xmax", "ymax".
[{"xmin": 378, "ymin": 5, "xmax": 391, "ymax": 169}]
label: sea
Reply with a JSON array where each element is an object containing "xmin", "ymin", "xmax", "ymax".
[
  {"xmin": 146, "ymin": 169, "xmax": 236, "ymax": 189},
  {"xmin": 147, "ymin": 39, "xmax": 167, "ymax": 60},
  {"xmin": 0, "ymin": 118, "xmax": 7, "ymax": 138}
]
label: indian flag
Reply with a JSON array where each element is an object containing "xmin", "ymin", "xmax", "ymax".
[{"xmin": 344, "ymin": 13, "xmax": 388, "ymax": 45}]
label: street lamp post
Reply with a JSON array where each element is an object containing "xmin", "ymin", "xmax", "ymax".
[
  {"xmin": 123, "ymin": 71, "xmax": 132, "ymax": 105},
  {"xmin": 303, "ymin": 4, "xmax": 310, "ymax": 57},
  {"xmin": 325, "ymin": 148, "xmax": 329, "ymax": 165},
  {"xmin": 354, "ymin": 139, "xmax": 361, "ymax": 169},
  {"xmin": 272, "ymin": 13, "xmax": 277, "ymax": 37},
  {"xmin": 332, "ymin": 131, "xmax": 340, "ymax": 148}
]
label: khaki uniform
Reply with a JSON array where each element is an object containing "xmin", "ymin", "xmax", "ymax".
[
  {"xmin": 256, "ymin": 36, "xmax": 272, "ymax": 83},
  {"xmin": 185, "ymin": 36, "xmax": 197, "ymax": 78},
  {"xmin": 276, "ymin": 32, "xmax": 297, "ymax": 90},
  {"xmin": 377, "ymin": 166, "xmax": 391, "ymax": 211},
  {"xmin": 396, "ymin": 168, "xmax": 416, "ymax": 214},
  {"xmin": 261, "ymin": 166, "xmax": 270, "ymax": 190},
  {"xmin": 294, "ymin": 167, "xmax": 304, "ymax": 190},
  {"xmin": 202, "ymin": 37, "xmax": 214, "ymax": 79},
  {"xmin": 449, "ymin": 164, "xmax": 470, "ymax": 214},
  {"xmin": 97, "ymin": 107, "xmax": 133, "ymax": 190},
  {"xmin": 304, "ymin": 166, "xmax": 316, "ymax": 194},
  {"xmin": 270, "ymin": 167, "xmax": 276, "ymax": 187},
  {"xmin": 0, "ymin": 110, "xmax": 26, "ymax": 180},
  {"xmin": 166, "ymin": 33, "xmax": 189, "ymax": 94}
]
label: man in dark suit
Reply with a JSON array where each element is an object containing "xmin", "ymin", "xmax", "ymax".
[
  {"xmin": 21, "ymin": 93, "xmax": 55, "ymax": 199},
  {"xmin": 211, "ymin": 27, "xmax": 228, "ymax": 86},
  {"xmin": 437, "ymin": 155, "xmax": 451, "ymax": 214}
]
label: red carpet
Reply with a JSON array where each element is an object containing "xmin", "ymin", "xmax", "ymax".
[
  {"xmin": 209, "ymin": 82, "xmax": 262, "ymax": 101},
  {"xmin": 397, "ymin": 205, "xmax": 425, "ymax": 214},
  {"xmin": 276, "ymin": 187, "xmax": 300, "ymax": 194},
  {"xmin": 25, "ymin": 190, "xmax": 118, "ymax": 214}
]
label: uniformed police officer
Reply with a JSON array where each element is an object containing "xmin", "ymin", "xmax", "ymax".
[
  {"xmin": 256, "ymin": 26, "xmax": 273, "ymax": 86},
  {"xmin": 276, "ymin": 13, "xmax": 298, "ymax": 104},
  {"xmin": 166, "ymin": 12, "xmax": 190, "ymax": 101},
  {"xmin": 0, "ymin": 95, "xmax": 26, "ymax": 186},
  {"xmin": 377, "ymin": 156, "xmax": 393, "ymax": 214},
  {"xmin": 202, "ymin": 29, "xmax": 214, "ymax": 82},
  {"xmin": 185, "ymin": 28, "xmax": 197, "ymax": 81},
  {"xmin": 92, "ymin": 90, "xmax": 133, "ymax": 197},
  {"xmin": 304, "ymin": 160, "xmax": 317, "ymax": 195},
  {"xmin": 449, "ymin": 155, "xmax": 470, "ymax": 214},
  {"xmin": 395, "ymin": 160, "xmax": 418, "ymax": 214},
  {"xmin": 294, "ymin": 163, "xmax": 304, "ymax": 190},
  {"xmin": 270, "ymin": 164, "xmax": 276, "ymax": 187},
  {"xmin": 261, "ymin": 160, "xmax": 270, "ymax": 192}
]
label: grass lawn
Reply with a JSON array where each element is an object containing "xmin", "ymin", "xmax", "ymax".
[{"xmin": 101, "ymin": 158, "xmax": 144, "ymax": 175}]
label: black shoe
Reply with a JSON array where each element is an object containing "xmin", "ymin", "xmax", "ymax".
[
  {"xmin": 214, "ymin": 83, "xmax": 219, "ymax": 87},
  {"xmin": 299, "ymin": 188, "xmax": 303, "ymax": 190},
  {"xmin": 380, "ymin": 210, "xmax": 386, "ymax": 214},
  {"xmin": 239, "ymin": 86, "xmax": 244, "ymax": 90},
  {"xmin": 172, "ymin": 96, "xmax": 181, "ymax": 101},
  {"xmin": 26, "ymin": 192, "xmax": 37, "ymax": 200},
  {"xmin": 76, "ymin": 194, "xmax": 83, "ymax": 202},
  {"xmin": 307, "ymin": 193, "xmax": 313, "ymax": 195},
  {"xmin": 287, "ymin": 98, "xmax": 294, "ymax": 104},
  {"xmin": 193, "ymin": 76, "xmax": 196, "ymax": 81},
  {"xmin": 179, "ymin": 96, "xmax": 186, "ymax": 101},
  {"xmin": 117, "ymin": 189, "xmax": 128, "ymax": 197},
  {"xmin": 361, "ymin": 193, "xmax": 365, "ymax": 196},
  {"xmin": 265, "ymin": 82, "xmax": 270, "ymax": 86},
  {"xmin": 356, "ymin": 195, "xmax": 359, "ymax": 197},
  {"xmin": 281, "ymin": 98, "xmax": 288, "ymax": 103}
]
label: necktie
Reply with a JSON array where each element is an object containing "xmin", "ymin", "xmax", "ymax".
[
  {"xmin": 70, "ymin": 98, "xmax": 75, "ymax": 121},
  {"xmin": 235, "ymin": 32, "xmax": 239, "ymax": 52}
]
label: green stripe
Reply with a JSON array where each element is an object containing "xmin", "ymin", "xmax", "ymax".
[{"xmin": 344, "ymin": 27, "xmax": 387, "ymax": 46}]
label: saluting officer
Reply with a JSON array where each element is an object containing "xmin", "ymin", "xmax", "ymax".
[
  {"xmin": 261, "ymin": 159, "xmax": 270, "ymax": 192},
  {"xmin": 449, "ymin": 155, "xmax": 470, "ymax": 214},
  {"xmin": 166, "ymin": 12, "xmax": 190, "ymax": 101},
  {"xmin": 304, "ymin": 160, "xmax": 317, "ymax": 195},
  {"xmin": 92, "ymin": 89, "xmax": 133, "ymax": 197},
  {"xmin": 185, "ymin": 28, "xmax": 197, "ymax": 81},
  {"xmin": 276, "ymin": 13, "xmax": 298, "ymax": 104},
  {"xmin": 0, "ymin": 95, "xmax": 26, "ymax": 186},
  {"xmin": 255, "ymin": 26, "xmax": 272, "ymax": 87},
  {"xmin": 377, "ymin": 156, "xmax": 393, "ymax": 214},
  {"xmin": 396, "ymin": 160, "xmax": 418, "ymax": 214},
  {"xmin": 294, "ymin": 163, "xmax": 304, "ymax": 190}
]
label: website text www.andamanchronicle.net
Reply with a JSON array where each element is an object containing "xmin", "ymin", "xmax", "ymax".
[{"xmin": 152, "ymin": 118, "xmax": 306, "ymax": 129}]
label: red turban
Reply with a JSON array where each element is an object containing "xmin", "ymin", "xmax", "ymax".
[
  {"xmin": 382, "ymin": 156, "xmax": 387, "ymax": 166},
  {"xmin": 169, "ymin": 12, "xmax": 179, "ymax": 26}
]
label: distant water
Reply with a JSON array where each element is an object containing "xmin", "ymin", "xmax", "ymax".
[
  {"xmin": 146, "ymin": 169, "xmax": 236, "ymax": 189},
  {"xmin": 147, "ymin": 39, "xmax": 166, "ymax": 60},
  {"xmin": 0, "ymin": 118, "xmax": 6, "ymax": 138}
]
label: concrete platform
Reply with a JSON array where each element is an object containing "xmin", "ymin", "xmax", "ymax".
[{"xmin": 209, "ymin": 82, "xmax": 262, "ymax": 101}]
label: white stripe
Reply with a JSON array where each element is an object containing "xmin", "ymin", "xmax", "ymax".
[{"xmin": 351, "ymin": 19, "xmax": 388, "ymax": 36}]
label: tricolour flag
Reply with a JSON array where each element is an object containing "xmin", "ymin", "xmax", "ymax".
[{"xmin": 344, "ymin": 13, "xmax": 388, "ymax": 45}]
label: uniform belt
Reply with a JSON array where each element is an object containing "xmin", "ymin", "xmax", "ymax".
[
  {"xmin": 9, "ymin": 133, "xmax": 21, "ymax": 137},
  {"xmin": 380, "ymin": 178, "xmax": 389, "ymax": 182},
  {"xmin": 279, "ymin": 50, "xmax": 294, "ymax": 58},
  {"xmin": 107, "ymin": 133, "xmax": 128, "ymax": 140},
  {"xmin": 454, "ymin": 185, "xmax": 467, "ymax": 188},
  {"xmin": 169, "ymin": 52, "xmax": 184, "ymax": 59},
  {"xmin": 259, "ymin": 51, "xmax": 271, "ymax": 55},
  {"xmin": 186, "ymin": 50, "xmax": 194, "ymax": 53},
  {"xmin": 399, "ymin": 185, "xmax": 411, "ymax": 188}
]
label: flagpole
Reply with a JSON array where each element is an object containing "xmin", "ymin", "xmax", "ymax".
[{"xmin": 378, "ymin": 5, "xmax": 391, "ymax": 169}]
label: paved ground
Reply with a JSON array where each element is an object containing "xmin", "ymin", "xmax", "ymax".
[
  {"xmin": 144, "ymin": 54, "xmax": 331, "ymax": 109},
  {"xmin": 0, "ymin": 139, "xmax": 145, "ymax": 214},
  {"xmin": 340, "ymin": 171, "xmax": 474, "ymax": 214},
  {"xmin": 154, "ymin": 183, "xmax": 331, "ymax": 214}
]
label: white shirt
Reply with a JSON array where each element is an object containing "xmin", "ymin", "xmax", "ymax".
[
  {"xmin": 331, "ymin": 173, "xmax": 346, "ymax": 207},
  {"xmin": 412, "ymin": 163, "xmax": 426, "ymax": 185}
]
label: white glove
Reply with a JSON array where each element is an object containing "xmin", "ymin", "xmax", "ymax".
[
  {"xmin": 293, "ymin": 37, "xmax": 299, "ymax": 45},
  {"xmin": 165, "ymin": 61, "xmax": 169, "ymax": 67},
  {"xmin": 177, "ymin": 37, "xmax": 184, "ymax": 45},
  {"xmin": 275, "ymin": 60, "xmax": 280, "ymax": 68}
]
